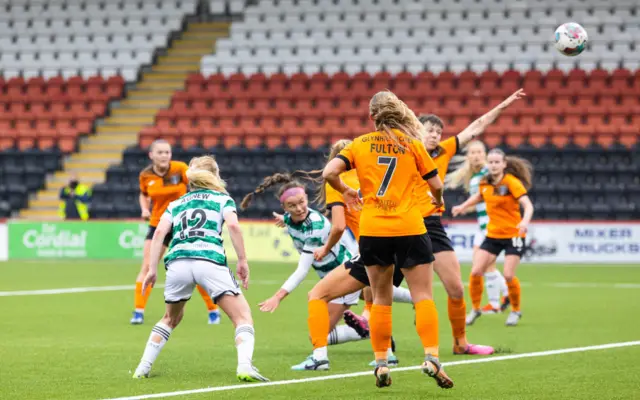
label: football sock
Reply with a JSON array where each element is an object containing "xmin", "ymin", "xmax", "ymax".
[
  {"xmin": 134, "ymin": 281, "xmax": 145, "ymax": 313},
  {"xmin": 507, "ymin": 277, "xmax": 521, "ymax": 312},
  {"xmin": 370, "ymin": 304, "xmax": 392, "ymax": 362},
  {"xmin": 235, "ymin": 324, "xmax": 255, "ymax": 368},
  {"xmin": 469, "ymin": 274, "xmax": 484, "ymax": 310},
  {"xmin": 447, "ymin": 297, "xmax": 467, "ymax": 347},
  {"xmin": 196, "ymin": 285, "xmax": 218, "ymax": 312},
  {"xmin": 484, "ymin": 270, "xmax": 503, "ymax": 309},
  {"xmin": 328, "ymin": 325, "xmax": 365, "ymax": 345},
  {"xmin": 392, "ymin": 286, "xmax": 413, "ymax": 303},
  {"xmin": 139, "ymin": 322, "xmax": 172, "ymax": 367},
  {"xmin": 308, "ymin": 299, "xmax": 329, "ymax": 349},
  {"xmin": 415, "ymin": 299, "xmax": 439, "ymax": 357}
]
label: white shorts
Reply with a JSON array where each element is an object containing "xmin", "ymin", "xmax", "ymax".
[
  {"xmin": 473, "ymin": 229, "xmax": 487, "ymax": 248},
  {"xmin": 330, "ymin": 289, "xmax": 361, "ymax": 306},
  {"xmin": 164, "ymin": 259, "xmax": 241, "ymax": 304}
]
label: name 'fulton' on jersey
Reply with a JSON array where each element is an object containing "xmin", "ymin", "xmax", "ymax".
[
  {"xmin": 284, "ymin": 208, "xmax": 358, "ymax": 278},
  {"xmin": 162, "ymin": 190, "xmax": 236, "ymax": 267}
]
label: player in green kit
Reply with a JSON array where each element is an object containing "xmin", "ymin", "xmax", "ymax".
[{"xmin": 132, "ymin": 156, "xmax": 268, "ymax": 383}]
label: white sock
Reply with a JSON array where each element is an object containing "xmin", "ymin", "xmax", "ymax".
[
  {"xmin": 498, "ymin": 271, "xmax": 509, "ymax": 297},
  {"xmin": 235, "ymin": 324, "xmax": 255, "ymax": 368},
  {"xmin": 392, "ymin": 286, "xmax": 412, "ymax": 303},
  {"xmin": 484, "ymin": 271, "xmax": 502, "ymax": 309},
  {"xmin": 140, "ymin": 322, "xmax": 172, "ymax": 367},
  {"xmin": 313, "ymin": 346, "xmax": 328, "ymax": 361},
  {"xmin": 387, "ymin": 347, "xmax": 394, "ymax": 358},
  {"xmin": 328, "ymin": 325, "xmax": 365, "ymax": 345}
]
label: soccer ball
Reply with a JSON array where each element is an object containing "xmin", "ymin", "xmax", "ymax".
[{"xmin": 554, "ymin": 23, "xmax": 588, "ymax": 57}]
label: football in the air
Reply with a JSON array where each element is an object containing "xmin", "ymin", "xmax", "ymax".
[{"xmin": 554, "ymin": 22, "xmax": 588, "ymax": 57}]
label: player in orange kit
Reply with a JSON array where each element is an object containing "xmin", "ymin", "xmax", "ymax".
[
  {"xmin": 323, "ymin": 91, "xmax": 452, "ymax": 389},
  {"xmin": 452, "ymin": 148, "xmax": 534, "ymax": 327},
  {"xmin": 130, "ymin": 139, "xmax": 220, "ymax": 325}
]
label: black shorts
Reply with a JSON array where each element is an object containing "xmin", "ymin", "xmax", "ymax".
[
  {"xmin": 359, "ymin": 234, "xmax": 435, "ymax": 270},
  {"xmin": 345, "ymin": 255, "xmax": 406, "ymax": 287},
  {"xmin": 424, "ymin": 216, "xmax": 454, "ymax": 254},
  {"xmin": 146, "ymin": 226, "xmax": 172, "ymax": 247},
  {"xmin": 481, "ymin": 237, "xmax": 526, "ymax": 257}
]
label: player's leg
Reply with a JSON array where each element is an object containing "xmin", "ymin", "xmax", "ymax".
[
  {"xmin": 292, "ymin": 264, "xmax": 366, "ymax": 371},
  {"xmin": 133, "ymin": 259, "xmax": 192, "ymax": 378},
  {"xmin": 132, "ymin": 228, "xmax": 168, "ymax": 324},
  {"xmin": 467, "ymin": 243, "xmax": 499, "ymax": 325},
  {"xmin": 433, "ymin": 250, "xmax": 494, "ymax": 355},
  {"xmin": 483, "ymin": 262, "xmax": 509, "ymax": 313},
  {"xmin": 503, "ymin": 247, "xmax": 523, "ymax": 326},
  {"xmin": 402, "ymin": 262, "xmax": 453, "ymax": 389},
  {"xmin": 195, "ymin": 284, "xmax": 221, "ymax": 325}
]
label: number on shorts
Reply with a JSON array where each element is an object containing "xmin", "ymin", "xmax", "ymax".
[
  {"xmin": 377, "ymin": 156, "xmax": 397, "ymax": 196},
  {"xmin": 179, "ymin": 209, "xmax": 208, "ymax": 240},
  {"xmin": 511, "ymin": 237, "xmax": 524, "ymax": 250}
]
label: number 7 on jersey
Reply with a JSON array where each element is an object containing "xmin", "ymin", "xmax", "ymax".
[{"xmin": 377, "ymin": 156, "xmax": 397, "ymax": 196}]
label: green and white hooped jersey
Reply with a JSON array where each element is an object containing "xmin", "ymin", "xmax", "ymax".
[
  {"xmin": 284, "ymin": 208, "xmax": 357, "ymax": 278},
  {"xmin": 469, "ymin": 166, "xmax": 489, "ymax": 234},
  {"xmin": 162, "ymin": 190, "xmax": 236, "ymax": 267}
]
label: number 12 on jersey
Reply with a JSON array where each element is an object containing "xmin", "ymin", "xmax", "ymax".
[{"xmin": 377, "ymin": 156, "xmax": 397, "ymax": 196}]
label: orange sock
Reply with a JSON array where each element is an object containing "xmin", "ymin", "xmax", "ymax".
[
  {"xmin": 415, "ymin": 299, "xmax": 439, "ymax": 357},
  {"xmin": 507, "ymin": 277, "xmax": 521, "ymax": 312},
  {"xmin": 141, "ymin": 282, "xmax": 153, "ymax": 309},
  {"xmin": 196, "ymin": 285, "xmax": 218, "ymax": 312},
  {"xmin": 370, "ymin": 304, "xmax": 392, "ymax": 361},
  {"xmin": 363, "ymin": 301, "xmax": 373, "ymax": 320},
  {"xmin": 308, "ymin": 299, "xmax": 329, "ymax": 349},
  {"xmin": 469, "ymin": 274, "xmax": 484, "ymax": 310},
  {"xmin": 134, "ymin": 281, "xmax": 146, "ymax": 311},
  {"xmin": 448, "ymin": 297, "xmax": 467, "ymax": 347}
]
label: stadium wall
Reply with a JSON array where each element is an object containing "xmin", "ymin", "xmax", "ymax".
[{"xmin": 2, "ymin": 220, "xmax": 638, "ymax": 264}]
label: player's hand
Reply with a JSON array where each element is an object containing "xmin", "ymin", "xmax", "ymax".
[
  {"xmin": 236, "ymin": 259, "xmax": 250, "ymax": 290},
  {"xmin": 501, "ymin": 88, "xmax": 526, "ymax": 108},
  {"xmin": 451, "ymin": 205, "xmax": 464, "ymax": 217},
  {"xmin": 258, "ymin": 296, "xmax": 281, "ymax": 313},
  {"xmin": 272, "ymin": 212, "xmax": 285, "ymax": 228},
  {"xmin": 428, "ymin": 192, "xmax": 444, "ymax": 209},
  {"xmin": 141, "ymin": 209, "xmax": 151, "ymax": 220},
  {"xmin": 343, "ymin": 187, "xmax": 362, "ymax": 211},
  {"xmin": 142, "ymin": 270, "xmax": 157, "ymax": 293},
  {"xmin": 516, "ymin": 221, "xmax": 528, "ymax": 235},
  {"xmin": 313, "ymin": 246, "xmax": 329, "ymax": 261}
]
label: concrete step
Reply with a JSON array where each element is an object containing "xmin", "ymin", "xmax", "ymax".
[
  {"xmin": 53, "ymin": 170, "xmax": 105, "ymax": 181},
  {"xmin": 79, "ymin": 142, "xmax": 130, "ymax": 152},
  {"xmin": 172, "ymin": 39, "xmax": 219, "ymax": 48},
  {"xmin": 70, "ymin": 152, "xmax": 122, "ymax": 162},
  {"xmin": 29, "ymin": 199, "xmax": 62, "ymax": 209},
  {"xmin": 91, "ymin": 132, "xmax": 139, "ymax": 141},
  {"xmin": 142, "ymin": 72, "xmax": 190, "ymax": 81},
  {"xmin": 104, "ymin": 115, "xmax": 156, "ymax": 125},
  {"xmin": 64, "ymin": 160, "xmax": 117, "ymax": 171},
  {"xmin": 188, "ymin": 22, "xmax": 230, "ymax": 32},
  {"xmin": 119, "ymin": 98, "xmax": 171, "ymax": 108},
  {"xmin": 182, "ymin": 32, "xmax": 228, "ymax": 40},
  {"xmin": 36, "ymin": 191, "xmax": 62, "ymax": 201},
  {"xmin": 19, "ymin": 209, "xmax": 60, "ymax": 220},
  {"xmin": 136, "ymin": 80, "xmax": 185, "ymax": 90},
  {"xmin": 157, "ymin": 55, "xmax": 202, "ymax": 64},
  {"xmin": 128, "ymin": 89, "xmax": 176, "ymax": 98},
  {"xmin": 111, "ymin": 108, "xmax": 161, "ymax": 117},
  {"xmin": 167, "ymin": 47, "xmax": 213, "ymax": 56},
  {"xmin": 152, "ymin": 64, "xmax": 199, "ymax": 72}
]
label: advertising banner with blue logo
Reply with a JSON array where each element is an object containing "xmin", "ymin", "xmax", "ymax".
[{"xmin": 443, "ymin": 222, "xmax": 640, "ymax": 264}]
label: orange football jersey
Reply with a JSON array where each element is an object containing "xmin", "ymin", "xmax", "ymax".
[
  {"xmin": 480, "ymin": 173, "xmax": 528, "ymax": 239},
  {"xmin": 337, "ymin": 130, "xmax": 438, "ymax": 237},
  {"xmin": 139, "ymin": 161, "xmax": 189, "ymax": 227},
  {"xmin": 415, "ymin": 136, "xmax": 459, "ymax": 217}
]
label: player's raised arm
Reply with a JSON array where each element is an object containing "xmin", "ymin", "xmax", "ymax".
[{"xmin": 456, "ymin": 89, "xmax": 526, "ymax": 147}]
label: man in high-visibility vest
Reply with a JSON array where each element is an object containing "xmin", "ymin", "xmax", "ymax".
[{"xmin": 58, "ymin": 174, "xmax": 92, "ymax": 220}]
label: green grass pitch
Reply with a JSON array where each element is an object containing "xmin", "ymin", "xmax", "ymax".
[{"xmin": 1, "ymin": 260, "xmax": 639, "ymax": 400}]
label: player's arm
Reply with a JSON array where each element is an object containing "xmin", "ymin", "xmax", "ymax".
[
  {"xmin": 315, "ymin": 205, "xmax": 346, "ymax": 261},
  {"xmin": 451, "ymin": 192, "xmax": 483, "ymax": 217},
  {"xmin": 224, "ymin": 209, "xmax": 250, "ymax": 289},
  {"xmin": 456, "ymin": 89, "xmax": 526, "ymax": 147},
  {"xmin": 517, "ymin": 195, "xmax": 534, "ymax": 234},
  {"xmin": 323, "ymin": 151, "xmax": 361, "ymax": 208},
  {"xmin": 259, "ymin": 252, "xmax": 314, "ymax": 313},
  {"xmin": 142, "ymin": 215, "xmax": 172, "ymax": 291},
  {"xmin": 139, "ymin": 193, "xmax": 151, "ymax": 218},
  {"xmin": 413, "ymin": 140, "xmax": 444, "ymax": 206}
]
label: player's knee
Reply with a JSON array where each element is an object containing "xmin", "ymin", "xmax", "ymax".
[
  {"xmin": 161, "ymin": 312, "xmax": 182, "ymax": 329},
  {"xmin": 308, "ymin": 288, "xmax": 328, "ymax": 302},
  {"xmin": 446, "ymin": 282, "xmax": 464, "ymax": 299},
  {"xmin": 504, "ymin": 272, "xmax": 515, "ymax": 283}
]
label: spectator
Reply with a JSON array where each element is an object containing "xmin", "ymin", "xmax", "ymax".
[{"xmin": 58, "ymin": 174, "xmax": 92, "ymax": 220}]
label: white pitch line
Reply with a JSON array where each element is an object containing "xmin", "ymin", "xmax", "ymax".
[
  {"xmin": 1, "ymin": 280, "xmax": 639, "ymax": 297},
  {"xmin": 101, "ymin": 340, "xmax": 640, "ymax": 400}
]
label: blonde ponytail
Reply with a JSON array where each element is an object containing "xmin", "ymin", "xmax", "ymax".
[
  {"xmin": 187, "ymin": 156, "xmax": 228, "ymax": 194},
  {"xmin": 446, "ymin": 140, "xmax": 487, "ymax": 192}
]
